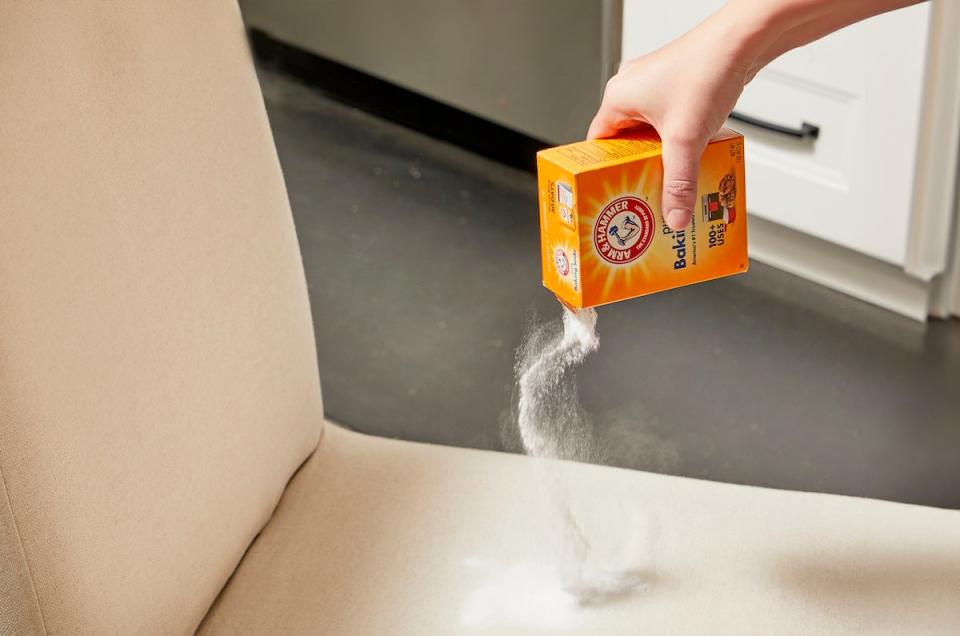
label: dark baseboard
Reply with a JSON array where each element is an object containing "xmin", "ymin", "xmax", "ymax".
[{"xmin": 248, "ymin": 29, "xmax": 549, "ymax": 172}]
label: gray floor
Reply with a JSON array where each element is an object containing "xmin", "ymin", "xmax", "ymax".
[{"xmin": 257, "ymin": 64, "xmax": 960, "ymax": 510}]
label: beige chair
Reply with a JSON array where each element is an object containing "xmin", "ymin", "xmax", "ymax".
[{"xmin": 2, "ymin": 3, "xmax": 958, "ymax": 634}]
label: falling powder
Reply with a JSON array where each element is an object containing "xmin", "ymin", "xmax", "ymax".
[
  {"xmin": 515, "ymin": 307, "xmax": 649, "ymax": 604},
  {"xmin": 461, "ymin": 306, "xmax": 654, "ymax": 631},
  {"xmin": 516, "ymin": 307, "xmax": 600, "ymax": 461}
]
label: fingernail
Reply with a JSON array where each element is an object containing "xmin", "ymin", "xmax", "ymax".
[{"xmin": 665, "ymin": 208, "xmax": 692, "ymax": 230}]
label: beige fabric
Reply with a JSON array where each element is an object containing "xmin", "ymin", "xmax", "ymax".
[
  {"xmin": 3, "ymin": 2, "xmax": 959, "ymax": 634},
  {"xmin": 0, "ymin": 3, "xmax": 323, "ymax": 634},
  {"xmin": 0, "ymin": 473, "xmax": 45, "ymax": 635},
  {"xmin": 201, "ymin": 424, "xmax": 960, "ymax": 635}
]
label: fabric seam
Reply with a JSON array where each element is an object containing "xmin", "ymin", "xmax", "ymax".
[
  {"xmin": 0, "ymin": 460, "xmax": 48, "ymax": 634},
  {"xmin": 194, "ymin": 422, "xmax": 326, "ymax": 632}
]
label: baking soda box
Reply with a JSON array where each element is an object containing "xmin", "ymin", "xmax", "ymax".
[{"xmin": 537, "ymin": 127, "xmax": 748, "ymax": 308}]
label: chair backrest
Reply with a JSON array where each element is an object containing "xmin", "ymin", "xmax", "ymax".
[{"xmin": 0, "ymin": 3, "xmax": 324, "ymax": 633}]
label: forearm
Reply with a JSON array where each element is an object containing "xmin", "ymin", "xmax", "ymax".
[
  {"xmin": 591, "ymin": 0, "xmax": 928, "ymax": 229},
  {"xmin": 707, "ymin": 0, "xmax": 927, "ymax": 78}
]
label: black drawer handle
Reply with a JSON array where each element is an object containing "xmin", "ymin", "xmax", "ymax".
[{"xmin": 729, "ymin": 110, "xmax": 820, "ymax": 140}]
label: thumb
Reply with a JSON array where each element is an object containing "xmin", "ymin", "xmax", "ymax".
[{"xmin": 660, "ymin": 136, "xmax": 704, "ymax": 230}]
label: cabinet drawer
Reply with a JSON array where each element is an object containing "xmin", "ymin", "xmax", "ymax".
[
  {"xmin": 623, "ymin": 1, "xmax": 931, "ymax": 265},
  {"xmin": 733, "ymin": 71, "xmax": 864, "ymax": 250},
  {"xmin": 735, "ymin": 5, "xmax": 929, "ymax": 265}
]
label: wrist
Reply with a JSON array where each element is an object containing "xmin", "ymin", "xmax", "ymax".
[
  {"xmin": 694, "ymin": 2, "xmax": 784, "ymax": 78},
  {"xmin": 701, "ymin": 0, "xmax": 822, "ymax": 81}
]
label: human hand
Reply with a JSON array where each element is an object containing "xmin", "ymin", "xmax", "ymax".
[
  {"xmin": 588, "ymin": 13, "xmax": 760, "ymax": 230},
  {"xmin": 589, "ymin": 0, "xmax": 927, "ymax": 231}
]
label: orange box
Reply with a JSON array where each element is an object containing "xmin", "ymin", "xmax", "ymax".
[{"xmin": 536, "ymin": 127, "xmax": 748, "ymax": 309}]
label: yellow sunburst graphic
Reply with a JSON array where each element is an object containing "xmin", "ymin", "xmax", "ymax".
[{"xmin": 578, "ymin": 162, "xmax": 679, "ymax": 304}]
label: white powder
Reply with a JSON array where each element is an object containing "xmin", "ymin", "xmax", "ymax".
[
  {"xmin": 515, "ymin": 307, "xmax": 599, "ymax": 462},
  {"xmin": 515, "ymin": 307, "xmax": 649, "ymax": 604},
  {"xmin": 461, "ymin": 307, "xmax": 653, "ymax": 630},
  {"xmin": 460, "ymin": 560, "xmax": 587, "ymax": 631}
]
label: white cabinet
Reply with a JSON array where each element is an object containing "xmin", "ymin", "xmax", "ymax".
[
  {"xmin": 622, "ymin": 1, "xmax": 931, "ymax": 266},
  {"xmin": 622, "ymin": 1, "xmax": 960, "ymax": 320}
]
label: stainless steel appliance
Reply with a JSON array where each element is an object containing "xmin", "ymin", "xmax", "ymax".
[{"xmin": 240, "ymin": 0, "xmax": 621, "ymax": 144}]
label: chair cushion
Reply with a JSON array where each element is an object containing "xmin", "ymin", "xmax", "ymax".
[
  {"xmin": 199, "ymin": 424, "xmax": 960, "ymax": 634},
  {"xmin": 0, "ymin": 3, "xmax": 323, "ymax": 633}
]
